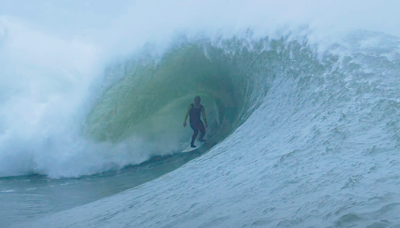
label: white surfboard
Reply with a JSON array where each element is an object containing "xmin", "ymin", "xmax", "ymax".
[{"xmin": 181, "ymin": 141, "xmax": 205, "ymax": 153}]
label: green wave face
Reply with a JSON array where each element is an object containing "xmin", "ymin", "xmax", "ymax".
[
  {"xmin": 86, "ymin": 44, "xmax": 242, "ymax": 148},
  {"xmin": 85, "ymin": 37, "xmax": 315, "ymax": 153}
]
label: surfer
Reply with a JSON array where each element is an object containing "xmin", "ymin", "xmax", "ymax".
[{"xmin": 183, "ymin": 96, "xmax": 208, "ymax": 148}]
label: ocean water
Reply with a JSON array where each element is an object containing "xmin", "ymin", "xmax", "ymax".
[{"xmin": 1, "ymin": 1, "xmax": 400, "ymax": 227}]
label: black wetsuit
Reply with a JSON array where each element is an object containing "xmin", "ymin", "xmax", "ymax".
[{"xmin": 189, "ymin": 104, "xmax": 205, "ymax": 145}]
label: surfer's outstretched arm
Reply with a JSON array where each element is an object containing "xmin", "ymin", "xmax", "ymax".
[
  {"xmin": 201, "ymin": 106, "xmax": 208, "ymax": 127},
  {"xmin": 183, "ymin": 105, "xmax": 191, "ymax": 127}
]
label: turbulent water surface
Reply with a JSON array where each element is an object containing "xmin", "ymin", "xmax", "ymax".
[{"xmin": 1, "ymin": 1, "xmax": 400, "ymax": 228}]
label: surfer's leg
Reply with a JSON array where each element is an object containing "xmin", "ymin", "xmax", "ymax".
[
  {"xmin": 198, "ymin": 122, "xmax": 206, "ymax": 142},
  {"xmin": 191, "ymin": 126, "xmax": 199, "ymax": 147}
]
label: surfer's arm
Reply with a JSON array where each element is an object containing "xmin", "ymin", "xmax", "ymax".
[
  {"xmin": 184, "ymin": 105, "xmax": 191, "ymax": 124},
  {"xmin": 201, "ymin": 106, "xmax": 208, "ymax": 125}
]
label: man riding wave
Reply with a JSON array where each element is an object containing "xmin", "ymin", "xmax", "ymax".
[{"xmin": 183, "ymin": 96, "xmax": 208, "ymax": 148}]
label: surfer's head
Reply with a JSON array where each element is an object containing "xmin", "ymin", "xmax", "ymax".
[{"xmin": 194, "ymin": 96, "xmax": 201, "ymax": 105}]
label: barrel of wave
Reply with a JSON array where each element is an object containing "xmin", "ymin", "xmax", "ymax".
[{"xmin": 84, "ymin": 45, "xmax": 231, "ymax": 155}]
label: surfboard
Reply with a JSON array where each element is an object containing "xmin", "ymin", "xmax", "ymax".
[{"xmin": 181, "ymin": 141, "xmax": 205, "ymax": 153}]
